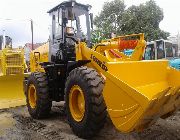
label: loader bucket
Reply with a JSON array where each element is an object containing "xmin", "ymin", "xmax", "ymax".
[
  {"xmin": 102, "ymin": 60, "xmax": 180, "ymax": 133},
  {"xmin": 0, "ymin": 75, "xmax": 26, "ymax": 109}
]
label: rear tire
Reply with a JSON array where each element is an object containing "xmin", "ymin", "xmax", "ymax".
[
  {"xmin": 65, "ymin": 66, "xmax": 107, "ymax": 139},
  {"xmin": 26, "ymin": 72, "xmax": 52, "ymax": 119}
]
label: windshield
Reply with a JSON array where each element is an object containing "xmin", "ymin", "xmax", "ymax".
[
  {"xmin": 165, "ymin": 42, "xmax": 173, "ymax": 57},
  {"xmin": 65, "ymin": 9, "xmax": 91, "ymax": 45},
  {"xmin": 173, "ymin": 44, "xmax": 178, "ymax": 57},
  {"xmin": 145, "ymin": 43, "xmax": 155, "ymax": 60},
  {"xmin": 156, "ymin": 40, "xmax": 165, "ymax": 59},
  {"xmin": 66, "ymin": 18, "xmax": 86, "ymax": 38},
  {"xmin": 0, "ymin": 36, "xmax": 12, "ymax": 49},
  {"xmin": 75, "ymin": 11, "xmax": 89, "ymax": 40},
  {"xmin": 77, "ymin": 14, "xmax": 88, "ymax": 38}
]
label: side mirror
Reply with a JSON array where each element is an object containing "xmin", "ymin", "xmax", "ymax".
[{"xmin": 90, "ymin": 13, "xmax": 93, "ymax": 30}]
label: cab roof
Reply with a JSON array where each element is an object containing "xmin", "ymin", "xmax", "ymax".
[{"xmin": 47, "ymin": 0, "xmax": 91, "ymax": 13}]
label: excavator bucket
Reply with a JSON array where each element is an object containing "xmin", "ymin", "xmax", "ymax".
[
  {"xmin": 102, "ymin": 60, "xmax": 180, "ymax": 133},
  {"xmin": 0, "ymin": 75, "xmax": 25, "ymax": 109},
  {"xmin": 0, "ymin": 48, "xmax": 26, "ymax": 109}
]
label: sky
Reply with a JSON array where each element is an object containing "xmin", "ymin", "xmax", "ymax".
[{"xmin": 0, "ymin": 0, "xmax": 180, "ymax": 46}]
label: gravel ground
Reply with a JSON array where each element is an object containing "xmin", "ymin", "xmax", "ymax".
[{"xmin": 0, "ymin": 103, "xmax": 179, "ymax": 140}]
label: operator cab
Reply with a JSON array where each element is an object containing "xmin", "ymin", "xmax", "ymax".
[
  {"xmin": 145, "ymin": 41, "xmax": 155, "ymax": 60},
  {"xmin": 48, "ymin": 0, "xmax": 93, "ymax": 62},
  {"xmin": 164, "ymin": 41, "xmax": 174, "ymax": 58},
  {"xmin": 145, "ymin": 40, "xmax": 175, "ymax": 60},
  {"xmin": 156, "ymin": 40, "xmax": 174, "ymax": 59},
  {"xmin": 156, "ymin": 40, "xmax": 166, "ymax": 59},
  {"xmin": 0, "ymin": 35, "xmax": 12, "ymax": 50}
]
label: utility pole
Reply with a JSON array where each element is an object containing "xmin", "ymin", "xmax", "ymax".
[{"xmin": 30, "ymin": 19, "xmax": 34, "ymax": 50}]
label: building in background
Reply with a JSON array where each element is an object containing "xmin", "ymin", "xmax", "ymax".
[
  {"xmin": 168, "ymin": 35, "xmax": 179, "ymax": 56},
  {"xmin": 24, "ymin": 43, "xmax": 44, "ymax": 62}
]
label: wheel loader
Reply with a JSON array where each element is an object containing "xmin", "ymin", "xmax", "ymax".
[
  {"xmin": 0, "ymin": 35, "xmax": 26, "ymax": 109},
  {"xmin": 24, "ymin": 1, "xmax": 180, "ymax": 139}
]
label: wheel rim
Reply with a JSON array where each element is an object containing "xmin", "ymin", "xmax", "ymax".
[
  {"xmin": 69, "ymin": 85, "xmax": 85, "ymax": 122},
  {"xmin": 28, "ymin": 84, "xmax": 37, "ymax": 109}
]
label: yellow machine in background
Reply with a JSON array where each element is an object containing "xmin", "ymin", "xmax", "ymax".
[
  {"xmin": 25, "ymin": 1, "xmax": 180, "ymax": 139},
  {"xmin": 29, "ymin": 42, "xmax": 49, "ymax": 72},
  {"xmin": 0, "ymin": 35, "xmax": 26, "ymax": 109}
]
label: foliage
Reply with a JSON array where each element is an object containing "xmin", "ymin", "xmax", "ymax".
[
  {"xmin": 91, "ymin": 30, "xmax": 104, "ymax": 43},
  {"xmin": 94, "ymin": 0, "xmax": 126, "ymax": 35},
  {"xmin": 93, "ymin": 0, "xmax": 170, "ymax": 42}
]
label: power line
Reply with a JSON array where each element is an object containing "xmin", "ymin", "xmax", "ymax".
[
  {"xmin": 0, "ymin": 18, "xmax": 31, "ymax": 22},
  {"xmin": 0, "ymin": 18, "xmax": 49, "ymax": 31},
  {"xmin": 32, "ymin": 20, "xmax": 49, "ymax": 31},
  {"xmin": 0, "ymin": 18, "xmax": 34, "ymax": 47}
]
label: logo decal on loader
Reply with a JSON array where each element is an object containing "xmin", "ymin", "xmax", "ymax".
[{"xmin": 90, "ymin": 54, "xmax": 108, "ymax": 71}]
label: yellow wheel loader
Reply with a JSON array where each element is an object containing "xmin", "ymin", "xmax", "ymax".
[
  {"xmin": 0, "ymin": 35, "xmax": 26, "ymax": 109},
  {"xmin": 24, "ymin": 1, "xmax": 180, "ymax": 139}
]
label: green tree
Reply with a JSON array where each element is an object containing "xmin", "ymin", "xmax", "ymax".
[
  {"xmin": 94, "ymin": 0, "xmax": 170, "ymax": 41},
  {"xmin": 121, "ymin": 0, "xmax": 169, "ymax": 41},
  {"xmin": 91, "ymin": 29, "xmax": 107, "ymax": 43},
  {"xmin": 94, "ymin": 0, "xmax": 126, "ymax": 35}
]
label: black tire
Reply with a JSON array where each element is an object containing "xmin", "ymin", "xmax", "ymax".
[
  {"xmin": 26, "ymin": 72, "xmax": 52, "ymax": 119},
  {"xmin": 65, "ymin": 66, "xmax": 107, "ymax": 139}
]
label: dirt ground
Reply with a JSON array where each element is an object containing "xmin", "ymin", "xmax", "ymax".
[{"xmin": 0, "ymin": 102, "xmax": 179, "ymax": 140}]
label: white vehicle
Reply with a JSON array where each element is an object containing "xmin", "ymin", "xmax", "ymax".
[{"xmin": 145, "ymin": 39, "xmax": 180, "ymax": 69}]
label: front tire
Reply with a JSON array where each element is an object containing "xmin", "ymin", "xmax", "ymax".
[
  {"xmin": 65, "ymin": 66, "xmax": 107, "ymax": 139},
  {"xmin": 26, "ymin": 72, "xmax": 52, "ymax": 119}
]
